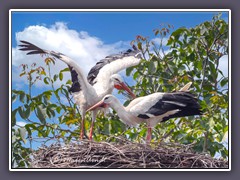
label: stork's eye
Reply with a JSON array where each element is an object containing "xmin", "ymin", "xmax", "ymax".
[
  {"xmin": 104, "ymin": 97, "xmax": 109, "ymax": 100},
  {"xmin": 114, "ymin": 78, "xmax": 120, "ymax": 82}
]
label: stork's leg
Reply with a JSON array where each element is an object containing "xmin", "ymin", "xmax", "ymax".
[
  {"xmin": 89, "ymin": 110, "xmax": 97, "ymax": 141},
  {"xmin": 80, "ymin": 117, "xmax": 85, "ymax": 139},
  {"xmin": 89, "ymin": 121, "xmax": 94, "ymax": 141},
  {"xmin": 80, "ymin": 111, "xmax": 86, "ymax": 140},
  {"xmin": 146, "ymin": 127, "xmax": 152, "ymax": 144}
]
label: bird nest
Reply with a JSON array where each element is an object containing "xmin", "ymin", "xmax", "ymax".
[{"xmin": 31, "ymin": 139, "xmax": 228, "ymax": 169}]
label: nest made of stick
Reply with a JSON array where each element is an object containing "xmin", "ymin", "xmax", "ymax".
[{"xmin": 31, "ymin": 139, "xmax": 228, "ymax": 169}]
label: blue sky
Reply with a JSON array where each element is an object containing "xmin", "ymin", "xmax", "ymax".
[
  {"xmin": 12, "ymin": 11, "xmax": 229, "ymax": 46},
  {"xmin": 11, "ymin": 10, "xmax": 229, "ymax": 150}
]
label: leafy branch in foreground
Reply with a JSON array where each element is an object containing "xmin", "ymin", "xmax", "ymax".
[{"xmin": 12, "ymin": 59, "xmax": 85, "ymax": 167}]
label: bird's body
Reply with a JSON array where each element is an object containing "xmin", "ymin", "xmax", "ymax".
[
  {"xmin": 87, "ymin": 90, "xmax": 202, "ymax": 143},
  {"xmin": 19, "ymin": 40, "xmax": 141, "ymax": 140}
]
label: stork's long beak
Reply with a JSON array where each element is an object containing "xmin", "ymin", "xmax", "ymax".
[
  {"xmin": 115, "ymin": 82, "xmax": 136, "ymax": 99},
  {"xmin": 86, "ymin": 100, "xmax": 106, "ymax": 112}
]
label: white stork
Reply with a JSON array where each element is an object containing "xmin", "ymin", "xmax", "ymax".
[
  {"xmin": 19, "ymin": 40, "xmax": 142, "ymax": 140},
  {"xmin": 87, "ymin": 83, "xmax": 202, "ymax": 144}
]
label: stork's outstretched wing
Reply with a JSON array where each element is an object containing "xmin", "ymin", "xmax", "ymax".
[
  {"xmin": 19, "ymin": 40, "xmax": 93, "ymax": 96},
  {"xmin": 87, "ymin": 45, "xmax": 142, "ymax": 86}
]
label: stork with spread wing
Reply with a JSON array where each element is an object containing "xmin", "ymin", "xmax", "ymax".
[{"xmin": 19, "ymin": 40, "xmax": 142, "ymax": 140}]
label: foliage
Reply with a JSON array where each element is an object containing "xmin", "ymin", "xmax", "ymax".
[
  {"xmin": 11, "ymin": 13, "xmax": 229, "ymax": 168},
  {"xmin": 11, "ymin": 60, "xmax": 82, "ymax": 167}
]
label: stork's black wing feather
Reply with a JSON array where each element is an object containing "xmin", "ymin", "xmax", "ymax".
[
  {"xmin": 87, "ymin": 45, "xmax": 140, "ymax": 85},
  {"xmin": 19, "ymin": 40, "xmax": 46, "ymax": 55},
  {"xmin": 68, "ymin": 65, "xmax": 81, "ymax": 93},
  {"xmin": 138, "ymin": 92, "xmax": 202, "ymax": 121}
]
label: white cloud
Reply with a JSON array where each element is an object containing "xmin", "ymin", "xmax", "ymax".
[
  {"xmin": 12, "ymin": 22, "xmax": 130, "ymax": 88},
  {"xmin": 16, "ymin": 121, "xmax": 27, "ymax": 127},
  {"xmin": 218, "ymin": 55, "xmax": 228, "ymax": 78},
  {"xmin": 151, "ymin": 37, "xmax": 168, "ymax": 46}
]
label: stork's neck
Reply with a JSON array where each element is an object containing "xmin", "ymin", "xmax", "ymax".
[{"xmin": 109, "ymin": 98, "xmax": 139, "ymax": 127}]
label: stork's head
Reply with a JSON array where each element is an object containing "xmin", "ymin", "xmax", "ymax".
[
  {"xmin": 102, "ymin": 94, "xmax": 115, "ymax": 104},
  {"xmin": 110, "ymin": 74, "xmax": 136, "ymax": 99},
  {"xmin": 87, "ymin": 95, "xmax": 115, "ymax": 112}
]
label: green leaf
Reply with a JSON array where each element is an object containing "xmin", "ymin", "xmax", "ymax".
[
  {"xmin": 56, "ymin": 106, "xmax": 61, "ymax": 114},
  {"xmin": 19, "ymin": 72, "xmax": 26, "ymax": 77},
  {"xmin": 66, "ymin": 119, "xmax": 78, "ymax": 126},
  {"xmin": 139, "ymin": 128, "xmax": 147, "ymax": 137},
  {"xmin": 44, "ymin": 77, "xmax": 49, "ymax": 85},
  {"xmin": 61, "ymin": 131, "xmax": 66, "ymax": 137},
  {"xmin": 167, "ymin": 36, "xmax": 174, "ymax": 46},
  {"xmin": 148, "ymin": 60, "xmax": 157, "ymax": 74},
  {"xmin": 26, "ymin": 94, "xmax": 31, "ymax": 103},
  {"xmin": 43, "ymin": 95, "xmax": 48, "ymax": 105},
  {"xmin": 137, "ymin": 42, "xmax": 142, "ymax": 50},
  {"xmin": 133, "ymin": 71, "xmax": 139, "ymax": 80},
  {"xmin": 25, "ymin": 106, "xmax": 31, "ymax": 119},
  {"xmin": 12, "ymin": 108, "xmax": 18, "ymax": 126},
  {"xmin": 12, "ymin": 94, "xmax": 17, "ymax": 103},
  {"xmin": 60, "ymin": 67, "xmax": 70, "ymax": 73},
  {"xmin": 150, "ymin": 54, "xmax": 159, "ymax": 61},
  {"xmin": 48, "ymin": 104, "xmax": 57, "ymax": 109},
  {"xmin": 61, "ymin": 87, "xmax": 69, "ymax": 96},
  {"xmin": 196, "ymin": 60, "xmax": 202, "ymax": 70},
  {"xmin": 43, "ymin": 90, "xmax": 52, "ymax": 99},
  {"xmin": 24, "ymin": 124, "xmax": 32, "ymax": 137},
  {"xmin": 126, "ymin": 66, "xmax": 134, "ymax": 76},
  {"xmin": 47, "ymin": 107, "xmax": 55, "ymax": 118},
  {"xmin": 25, "ymin": 124, "xmax": 47, "ymax": 137},
  {"xmin": 45, "ymin": 127, "xmax": 50, "ymax": 136},
  {"xmin": 220, "ymin": 78, "xmax": 228, "ymax": 87},
  {"xmin": 18, "ymin": 127, "xmax": 27, "ymax": 144},
  {"xmin": 36, "ymin": 106, "xmax": 46, "ymax": 124},
  {"xmin": 170, "ymin": 27, "xmax": 187, "ymax": 41},
  {"xmin": 19, "ymin": 92, "xmax": 25, "ymax": 103},
  {"xmin": 66, "ymin": 79, "xmax": 72, "ymax": 85},
  {"xmin": 41, "ymin": 70, "xmax": 46, "ymax": 76},
  {"xmin": 53, "ymin": 74, "xmax": 58, "ymax": 81},
  {"xmin": 154, "ymin": 29, "xmax": 159, "ymax": 36},
  {"xmin": 52, "ymin": 124, "xmax": 58, "ymax": 129},
  {"xmin": 221, "ymin": 131, "xmax": 228, "ymax": 142},
  {"xmin": 18, "ymin": 107, "xmax": 26, "ymax": 119},
  {"xmin": 200, "ymin": 25, "xmax": 207, "ymax": 35},
  {"xmin": 59, "ymin": 72, "xmax": 63, "ymax": 81},
  {"xmin": 45, "ymin": 57, "xmax": 55, "ymax": 65},
  {"xmin": 209, "ymin": 117, "xmax": 215, "ymax": 130}
]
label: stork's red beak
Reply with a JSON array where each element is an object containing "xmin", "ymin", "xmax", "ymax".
[
  {"xmin": 114, "ymin": 82, "xmax": 136, "ymax": 99},
  {"xmin": 86, "ymin": 100, "xmax": 107, "ymax": 112}
]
